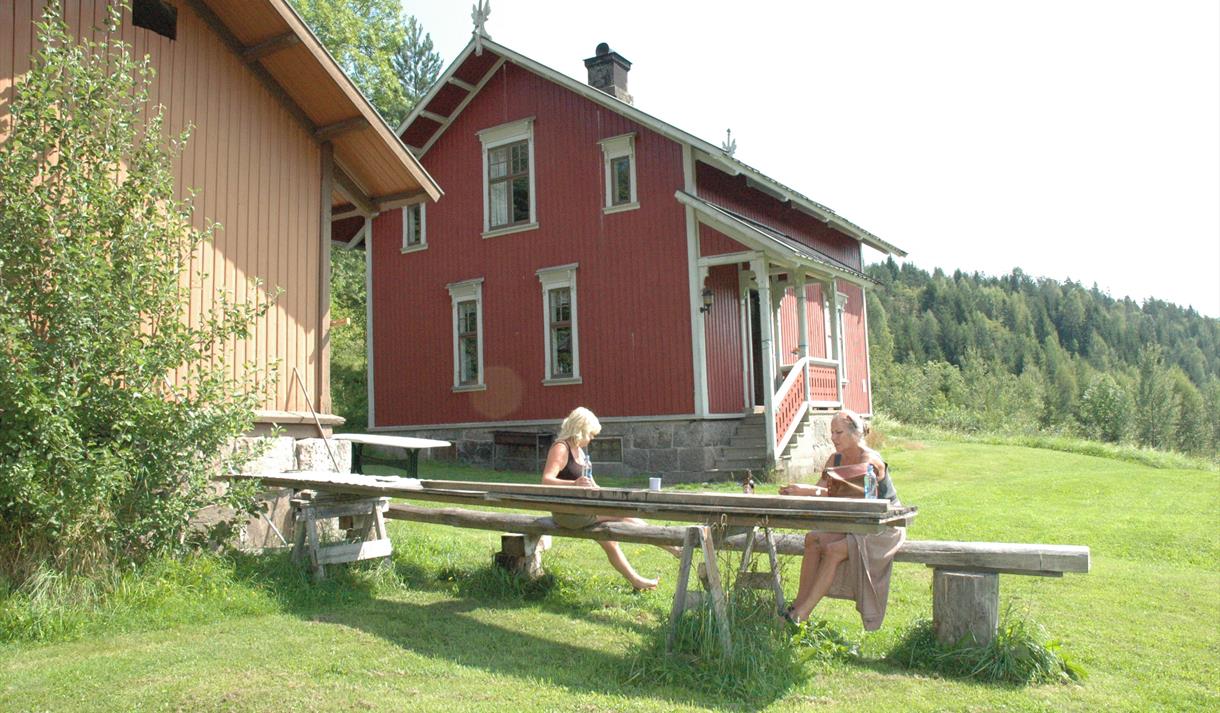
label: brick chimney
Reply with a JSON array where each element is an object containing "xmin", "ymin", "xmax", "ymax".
[{"xmin": 584, "ymin": 43, "xmax": 632, "ymax": 105}]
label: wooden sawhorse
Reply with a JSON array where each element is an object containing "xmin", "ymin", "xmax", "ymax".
[
  {"xmin": 291, "ymin": 490, "xmax": 392, "ymax": 580},
  {"xmin": 667, "ymin": 525, "xmax": 785, "ymax": 656}
]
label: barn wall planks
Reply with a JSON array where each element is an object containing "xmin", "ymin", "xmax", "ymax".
[{"xmin": 1, "ymin": 1, "xmax": 328, "ymax": 415}]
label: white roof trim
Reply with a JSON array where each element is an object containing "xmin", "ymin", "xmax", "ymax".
[
  {"xmin": 399, "ymin": 36, "xmax": 906, "ymax": 258},
  {"xmin": 676, "ymin": 190, "xmax": 871, "ymax": 288}
]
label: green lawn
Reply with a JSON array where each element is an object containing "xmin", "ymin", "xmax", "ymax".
[{"xmin": 2, "ymin": 435, "xmax": 1217, "ymax": 712}]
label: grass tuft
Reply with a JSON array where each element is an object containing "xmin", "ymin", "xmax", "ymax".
[
  {"xmin": 886, "ymin": 611, "xmax": 1086, "ymax": 686},
  {"xmin": 625, "ymin": 587, "xmax": 804, "ymax": 704}
]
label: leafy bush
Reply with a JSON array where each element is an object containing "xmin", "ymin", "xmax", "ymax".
[{"xmin": 0, "ymin": 4, "xmax": 270, "ymax": 583}]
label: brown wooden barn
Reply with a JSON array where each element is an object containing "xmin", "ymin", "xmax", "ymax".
[{"xmin": 1, "ymin": 0, "xmax": 441, "ymax": 436}]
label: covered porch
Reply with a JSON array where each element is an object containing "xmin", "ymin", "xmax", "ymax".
[{"xmin": 680, "ymin": 191, "xmax": 874, "ymax": 468}]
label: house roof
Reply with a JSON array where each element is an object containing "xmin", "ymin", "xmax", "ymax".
[
  {"xmin": 397, "ymin": 35, "xmax": 904, "ymax": 258},
  {"xmin": 196, "ymin": 0, "xmax": 441, "ymax": 212},
  {"xmin": 676, "ymin": 191, "xmax": 874, "ymax": 287}
]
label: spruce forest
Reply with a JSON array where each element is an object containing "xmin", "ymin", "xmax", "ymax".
[{"xmin": 865, "ymin": 259, "xmax": 1219, "ymax": 458}]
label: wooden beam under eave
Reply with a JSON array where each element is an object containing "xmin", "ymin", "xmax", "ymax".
[
  {"xmin": 314, "ymin": 116, "xmax": 369, "ymax": 141},
  {"xmin": 183, "ymin": 0, "xmax": 314, "ymax": 136},
  {"xmin": 332, "ymin": 168, "xmax": 376, "ymax": 217},
  {"xmin": 241, "ymin": 32, "xmax": 301, "ymax": 63},
  {"xmin": 374, "ymin": 190, "xmax": 426, "ymax": 211},
  {"xmin": 419, "ymin": 110, "xmax": 449, "ymax": 125},
  {"xmin": 447, "ymin": 77, "xmax": 476, "ymax": 92}
]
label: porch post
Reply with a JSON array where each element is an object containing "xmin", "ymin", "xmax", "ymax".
[
  {"xmin": 795, "ymin": 273, "xmax": 809, "ymax": 407},
  {"xmin": 753, "ymin": 256, "xmax": 777, "ymax": 463},
  {"xmin": 826, "ymin": 279, "xmax": 843, "ymax": 406}
]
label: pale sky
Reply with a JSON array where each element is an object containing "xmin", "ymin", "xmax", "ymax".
[{"xmin": 405, "ymin": 0, "xmax": 1220, "ymax": 317}]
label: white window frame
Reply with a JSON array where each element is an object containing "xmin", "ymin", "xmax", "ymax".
[
  {"xmin": 598, "ymin": 132, "xmax": 638, "ymax": 213},
  {"xmin": 401, "ymin": 201, "xmax": 426, "ymax": 253},
  {"xmin": 478, "ymin": 117, "xmax": 537, "ymax": 239},
  {"xmin": 824, "ymin": 291, "xmax": 849, "ymax": 385},
  {"xmin": 447, "ymin": 278, "xmax": 485, "ymax": 391},
  {"xmin": 537, "ymin": 263, "xmax": 581, "ymax": 385}
]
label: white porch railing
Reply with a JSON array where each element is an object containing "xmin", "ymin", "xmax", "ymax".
[{"xmin": 772, "ymin": 356, "xmax": 842, "ymax": 458}]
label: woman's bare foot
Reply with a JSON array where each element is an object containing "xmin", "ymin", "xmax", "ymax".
[{"xmin": 631, "ymin": 576, "xmax": 660, "ymax": 591}]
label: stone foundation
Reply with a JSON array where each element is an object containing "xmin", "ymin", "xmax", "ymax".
[
  {"xmin": 385, "ymin": 418, "xmax": 746, "ymax": 485},
  {"xmin": 195, "ymin": 435, "xmax": 352, "ymax": 551}
]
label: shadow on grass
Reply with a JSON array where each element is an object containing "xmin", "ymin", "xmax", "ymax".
[{"xmin": 226, "ymin": 550, "xmax": 796, "ymax": 710}]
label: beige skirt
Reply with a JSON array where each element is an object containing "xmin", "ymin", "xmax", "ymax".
[{"xmin": 551, "ymin": 511, "xmax": 599, "ymax": 529}]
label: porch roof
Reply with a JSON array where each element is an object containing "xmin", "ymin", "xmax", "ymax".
[{"xmin": 675, "ymin": 191, "xmax": 874, "ymax": 286}]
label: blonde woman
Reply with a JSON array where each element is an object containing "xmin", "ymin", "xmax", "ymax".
[
  {"xmin": 778, "ymin": 409, "xmax": 904, "ymax": 629},
  {"xmin": 541, "ymin": 407, "xmax": 676, "ymax": 590}
]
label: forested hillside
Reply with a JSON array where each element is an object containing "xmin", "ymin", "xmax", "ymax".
[{"xmin": 866, "ymin": 259, "xmax": 1219, "ymax": 457}]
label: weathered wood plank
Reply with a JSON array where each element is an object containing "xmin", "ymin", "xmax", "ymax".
[
  {"xmin": 667, "ymin": 528, "xmax": 698, "ymax": 652},
  {"xmin": 384, "ymin": 504, "xmax": 1091, "ymax": 575},
  {"xmin": 417, "ymin": 479, "xmax": 891, "ymax": 513},
  {"xmin": 313, "ymin": 538, "xmax": 393, "ymax": 566}
]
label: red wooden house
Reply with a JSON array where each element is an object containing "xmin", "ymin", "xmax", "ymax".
[{"xmin": 367, "ymin": 36, "xmax": 905, "ymax": 481}]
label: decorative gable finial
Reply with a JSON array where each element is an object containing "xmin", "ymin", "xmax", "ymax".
[
  {"xmin": 472, "ymin": 0, "xmax": 491, "ymax": 55},
  {"xmin": 722, "ymin": 128, "xmax": 737, "ymax": 157}
]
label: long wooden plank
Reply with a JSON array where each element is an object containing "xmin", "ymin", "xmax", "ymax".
[
  {"xmin": 384, "ymin": 504, "xmax": 1090, "ymax": 575},
  {"xmin": 417, "ymin": 479, "xmax": 890, "ymax": 514},
  {"xmin": 407, "ymin": 490, "xmax": 894, "ymax": 533},
  {"xmin": 229, "ymin": 473, "xmax": 902, "ymax": 530}
]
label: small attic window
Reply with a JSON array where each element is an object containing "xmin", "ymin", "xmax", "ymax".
[{"xmin": 133, "ymin": 0, "xmax": 177, "ymax": 41}]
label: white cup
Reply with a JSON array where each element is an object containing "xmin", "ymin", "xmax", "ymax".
[{"xmin": 648, "ymin": 477, "xmax": 662, "ymax": 491}]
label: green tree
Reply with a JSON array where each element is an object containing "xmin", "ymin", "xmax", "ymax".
[
  {"xmin": 292, "ymin": 0, "xmax": 442, "ymax": 126},
  {"xmin": 395, "ymin": 16, "xmax": 444, "ymax": 107},
  {"xmin": 1168, "ymin": 369, "xmax": 1208, "ymax": 455},
  {"xmin": 0, "ymin": 5, "xmax": 268, "ymax": 581},
  {"xmin": 1076, "ymin": 373, "xmax": 1133, "ymax": 443},
  {"xmin": 1134, "ymin": 346, "xmax": 1178, "ymax": 449}
]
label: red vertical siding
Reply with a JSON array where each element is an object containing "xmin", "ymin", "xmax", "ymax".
[
  {"xmin": 374, "ymin": 62, "xmax": 692, "ymax": 426},
  {"xmin": 704, "ymin": 264, "xmax": 745, "ymax": 414},
  {"xmin": 699, "ymin": 224, "xmax": 747, "ymax": 257}
]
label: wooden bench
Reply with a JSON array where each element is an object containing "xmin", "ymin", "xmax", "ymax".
[{"xmin": 384, "ymin": 503, "xmax": 1090, "ymax": 646}]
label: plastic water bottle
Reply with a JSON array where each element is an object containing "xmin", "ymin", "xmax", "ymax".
[
  {"xmin": 583, "ymin": 461, "xmax": 592, "ymax": 483},
  {"xmin": 864, "ymin": 464, "xmax": 877, "ymax": 499}
]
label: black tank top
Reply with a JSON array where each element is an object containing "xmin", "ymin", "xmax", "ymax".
[{"xmin": 557, "ymin": 442, "xmax": 587, "ymax": 481}]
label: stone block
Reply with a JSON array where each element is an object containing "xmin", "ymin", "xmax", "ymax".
[
  {"xmin": 623, "ymin": 446, "xmax": 649, "ymax": 472},
  {"xmin": 295, "ymin": 438, "xmax": 352, "ymax": 473},
  {"xmin": 678, "ymin": 446, "xmax": 714, "ymax": 472},
  {"xmin": 632, "ymin": 422, "xmax": 674, "ymax": 450},
  {"xmin": 648, "ymin": 448, "xmax": 678, "ymax": 473},
  {"xmin": 237, "ymin": 436, "xmax": 295, "ymax": 475},
  {"xmin": 671, "ymin": 421, "xmax": 704, "ymax": 448}
]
